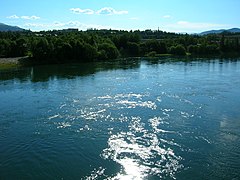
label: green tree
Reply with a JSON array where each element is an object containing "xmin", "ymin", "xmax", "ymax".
[
  {"xmin": 126, "ymin": 42, "xmax": 140, "ymax": 57},
  {"xmin": 16, "ymin": 38, "xmax": 28, "ymax": 56},
  {"xmin": 169, "ymin": 45, "xmax": 186, "ymax": 55},
  {"xmin": 0, "ymin": 39, "xmax": 10, "ymax": 57},
  {"xmin": 145, "ymin": 40, "xmax": 167, "ymax": 54},
  {"xmin": 98, "ymin": 43, "xmax": 119, "ymax": 60},
  {"xmin": 32, "ymin": 38, "xmax": 52, "ymax": 61},
  {"xmin": 83, "ymin": 43, "xmax": 98, "ymax": 62}
]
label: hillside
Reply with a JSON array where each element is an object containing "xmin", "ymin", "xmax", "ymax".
[
  {"xmin": 0, "ymin": 23, "xmax": 25, "ymax": 32},
  {"xmin": 200, "ymin": 28, "xmax": 240, "ymax": 35}
]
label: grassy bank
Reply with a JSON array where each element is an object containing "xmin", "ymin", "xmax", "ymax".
[{"xmin": 0, "ymin": 57, "xmax": 29, "ymax": 70}]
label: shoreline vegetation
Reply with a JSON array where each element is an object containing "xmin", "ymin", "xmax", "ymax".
[
  {"xmin": 0, "ymin": 29, "xmax": 240, "ymax": 69},
  {"xmin": 0, "ymin": 56, "xmax": 28, "ymax": 70}
]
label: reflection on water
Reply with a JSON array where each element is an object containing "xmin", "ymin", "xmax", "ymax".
[
  {"xmin": 1, "ymin": 58, "xmax": 240, "ymax": 179},
  {"xmin": 0, "ymin": 59, "xmax": 141, "ymax": 82}
]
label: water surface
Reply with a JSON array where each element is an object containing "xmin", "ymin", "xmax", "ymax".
[{"xmin": 0, "ymin": 58, "xmax": 240, "ymax": 179}]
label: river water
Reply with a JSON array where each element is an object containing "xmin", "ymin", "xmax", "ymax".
[{"xmin": 0, "ymin": 58, "xmax": 240, "ymax": 179}]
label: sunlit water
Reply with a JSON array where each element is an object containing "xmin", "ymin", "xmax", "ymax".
[{"xmin": 0, "ymin": 58, "xmax": 240, "ymax": 179}]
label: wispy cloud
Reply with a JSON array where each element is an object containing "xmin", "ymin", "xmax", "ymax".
[
  {"xmin": 7, "ymin": 15, "xmax": 40, "ymax": 20},
  {"xmin": 21, "ymin": 16, "xmax": 40, "ymax": 20},
  {"xmin": 70, "ymin": 8, "xmax": 94, "ymax": 15},
  {"xmin": 23, "ymin": 21, "xmax": 114, "ymax": 31},
  {"xmin": 70, "ymin": 7, "xmax": 128, "ymax": 15},
  {"xmin": 96, "ymin": 7, "xmax": 128, "ymax": 15},
  {"xmin": 24, "ymin": 23, "xmax": 46, "ymax": 28},
  {"xmin": 163, "ymin": 15, "xmax": 171, "ymax": 19},
  {"xmin": 7, "ymin": 15, "xmax": 19, "ymax": 19}
]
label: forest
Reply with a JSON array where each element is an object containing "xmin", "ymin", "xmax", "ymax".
[{"xmin": 0, "ymin": 29, "xmax": 240, "ymax": 64}]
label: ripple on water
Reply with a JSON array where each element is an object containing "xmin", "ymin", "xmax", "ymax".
[
  {"xmin": 46, "ymin": 93, "xmax": 184, "ymax": 179},
  {"xmin": 101, "ymin": 116, "xmax": 183, "ymax": 179},
  {"xmin": 95, "ymin": 93, "xmax": 156, "ymax": 110}
]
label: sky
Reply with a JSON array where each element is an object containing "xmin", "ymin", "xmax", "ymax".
[{"xmin": 0, "ymin": 0, "xmax": 240, "ymax": 33}]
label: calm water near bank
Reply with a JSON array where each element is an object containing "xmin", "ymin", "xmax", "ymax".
[{"xmin": 0, "ymin": 58, "xmax": 240, "ymax": 179}]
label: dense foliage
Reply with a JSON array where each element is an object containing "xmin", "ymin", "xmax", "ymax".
[{"xmin": 0, "ymin": 29, "xmax": 240, "ymax": 63}]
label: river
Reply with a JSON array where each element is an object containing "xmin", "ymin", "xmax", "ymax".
[{"xmin": 0, "ymin": 58, "xmax": 240, "ymax": 179}]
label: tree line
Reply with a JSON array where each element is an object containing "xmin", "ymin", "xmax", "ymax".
[{"xmin": 0, "ymin": 29, "xmax": 240, "ymax": 64}]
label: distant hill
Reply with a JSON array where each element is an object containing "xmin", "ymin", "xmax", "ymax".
[
  {"xmin": 0, "ymin": 23, "xmax": 25, "ymax": 32},
  {"xmin": 200, "ymin": 28, "xmax": 240, "ymax": 35}
]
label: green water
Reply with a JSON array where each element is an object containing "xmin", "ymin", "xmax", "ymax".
[{"xmin": 0, "ymin": 58, "xmax": 240, "ymax": 179}]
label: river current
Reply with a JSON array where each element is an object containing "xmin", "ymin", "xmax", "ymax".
[{"xmin": 0, "ymin": 58, "xmax": 240, "ymax": 179}]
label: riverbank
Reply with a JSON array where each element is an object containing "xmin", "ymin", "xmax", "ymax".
[
  {"xmin": 0, "ymin": 56, "xmax": 29, "ymax": 70},
  {"xmin": 1, "ymin": 54, "xmax": 240, "ymax": 71}
]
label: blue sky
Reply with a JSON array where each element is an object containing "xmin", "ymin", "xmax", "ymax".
[{"xmin": 1, "ymin": 0, "xmax": 239, "ymax": 33}]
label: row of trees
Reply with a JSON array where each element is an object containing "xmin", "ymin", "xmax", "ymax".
[{"xmin": 0, "ymin": 30, "xmax": 240, "ymax": 64}]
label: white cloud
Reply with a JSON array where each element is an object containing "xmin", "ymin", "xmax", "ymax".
[
  {"xmin": 24, "ymin": 23, "xmax": 44, "ymax": 28},
  {"xmin": 7, "ymin": 15, "xmax": 40, "ymax": 20},
  {"xmin": 21, "ymin": 16, "xmax": 40, "ymax": 20},
  {"xmin": 163, "ymin": 15, "xmax": 171, "ymax": 19},
  {"xmin": 96, "ymin": 7, "xmax": 128, "ymax": 15},
  {"xmin": 70, "ymin": 7, "xmax": 128, "ymax": 16},
  {"xmin": 23, "ymin": 21, "xmax": 114, "ymax": 31},
  {"xmin": 7, "ymin": 15, "xmax": 19, "ymax": 19},
  {"xmin": 70, "ymin": 8, "xmax": 94, "ymax": 15},
  {"xmin": 53, "ymin": 21, "xmax": 66, "ymax": 27},
  {"xmin": 66, "ymin": 21, "xmax": 112, "ymax": 29}
]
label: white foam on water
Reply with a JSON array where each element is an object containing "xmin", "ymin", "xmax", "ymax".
[
  {"xmin": 48, "ymin": 114, "xmax": 61, "ymax": 120},
  {"xmin": 101, "ymin": 117, "xmax": 183, "ymax": 179}
]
